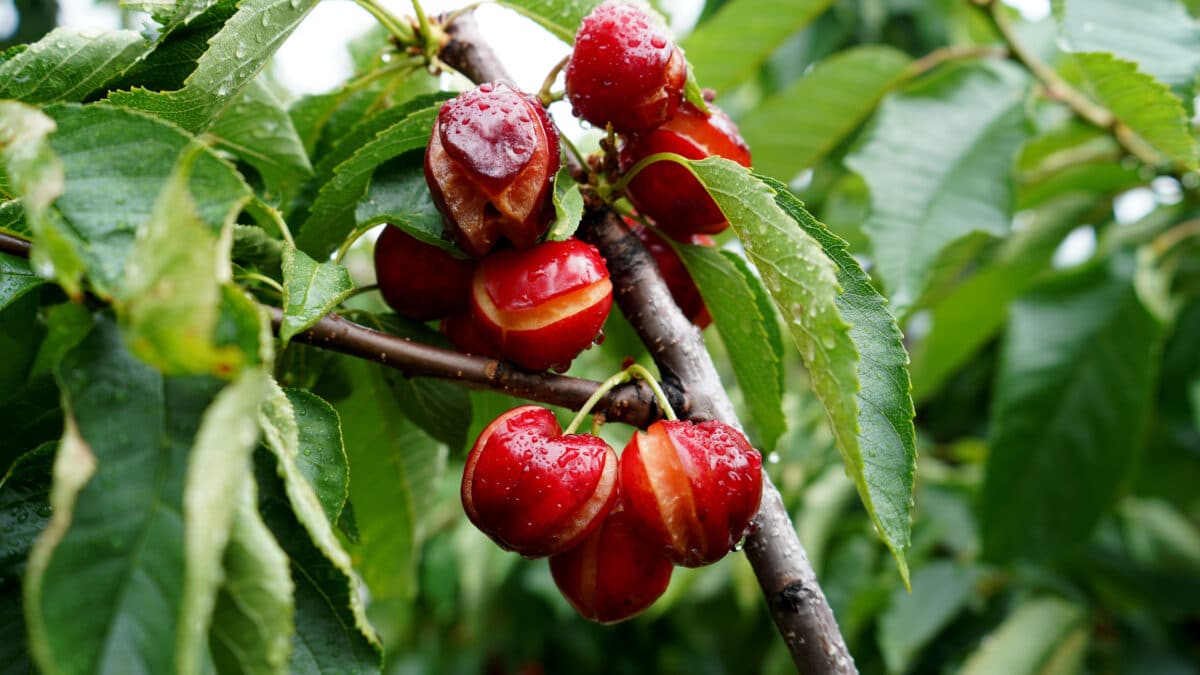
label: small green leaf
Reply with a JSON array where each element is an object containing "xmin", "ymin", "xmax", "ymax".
[
  {"xmin": 676, "ymin": 244, "xmax": 786, "ymax": 450},
  {"xmin": 284, "ymin": 388, "xmax": 350, "ymax": 524},
  {"xmin": 232, "ymin": 224, "xmax": 284, "ymax": 277},
  {"xmin": 495, "ymin": 0, "xmax": 602, "ymax": 43},
  {"xmin": 0, "ymin": 28, "xmax": 147, "ymax": 103},
  {"xmin": 546, "ymin": 166, "xmax": 584, "ymax": 241},
  {"xmin": 682, "ymin": 66, "xmax": 710, "ymax": 114},
  {"xmin": 280, "ymin": 246, "xmax": 354, "ymax": 345},
  {"xmin": 0, "ymin": 252, "xmax": 42, "ymax": 311},
  {"xmin": 960, "ymin": 598, "xmax": 1089, "ymax": 675},
  {"xmin": 354, "ymin": 152, "xmax": 461, "ymax": 256},
  {"xmin": 210, "ymin": 78, "xmax": 315, "ymax": 204},
  {"xmin": 877, "ymin": 561, "xmax": 979, "ymax": 674}
]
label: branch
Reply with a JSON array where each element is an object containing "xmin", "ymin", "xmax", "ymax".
[{"xmin": 439, "ymin": 13, "xmax": 856, "ymax": 674}]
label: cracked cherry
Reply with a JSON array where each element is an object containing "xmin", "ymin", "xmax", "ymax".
[
  {"xmin": 550, "ymin": 506, "xmax": 674, "ymax": 623},
  {"xmin": 470, "ymin": 238, "xmax": 613, "ymax": 371},
  {"xmin": 373, "ymin": 225, "xmax": 474, "ymax": 321},
  {"xmin": 425, "ymin": 82, "xmax": 561, "ymax": 258},
  {"xmin": 622, "ymin": 101, "xmax": 751, "ymax": 237},
  {"xmin": 620, "ymin": 419, "xmax": 763, "ymax": 567},
  {"xmin": 461, "ymin": 405, "xmax": 619, "ymax": 557},
  {"xmin": 631, "ymin": 222, "xmax": 714, "ymax": 329},
  {"xmin": 565, "ymin": 1, "xmax": 686, "ymax": 134}
]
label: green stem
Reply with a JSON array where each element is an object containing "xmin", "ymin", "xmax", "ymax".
[
  {"xmin": 341, "ymin": 283, "xmax": 381, "ymax": 302},
  {"xmin": 334, "ymin": 225, "xmax": 375, "ymax": 264},
  {"xmin": 354, "ymin": 0, "xmax": 414, "ymax": 43},
  {"xmin": 537, "ymin": 55, "xmax": 570, "ymax": 106},
  {"xmin": 613, "ymin": 151, "xmax": 692, "ymax": 194},
  {"xmin": 626, "ymin": 363, "xmax": 678, "ymax": 421},
  {"xmin": 563, "ymin": 363, "xmax": 676, "ymax": 435},
  {"xmin": 236, "ymin": 272, "xmax": 285, "ymax": 295}
]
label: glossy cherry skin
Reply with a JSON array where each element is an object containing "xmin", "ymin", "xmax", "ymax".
[
  {"xmin": 620, "ymin": 419, "xmax": 762, "ymax": 567},
  {"xmin": 425, "ymin": 82, "xmax": 561, "ymax": 258},
  {"xmin": 440, "ymin": 311, "xmax": 502, "ymax": 359},
  {"xmin": 462, "ymin": 406, "xmax": 619, "ymax": 558},
  {"xmin": 373, "ymin": 225, "xmax": 474, "ymax": 321},
  {"xmin": 565, "ymin": 1, "xmax": 686, "ymax": 134},
  {"xmin": 631, "ymin": 223, "xmax": 714, "ymax": 329},
  {"xmin": 470, "ymin": 238, "xmax": 613, "ymax": 371},
  {"xmin": 622, "ymin": 101, "xmax": 751, "ymax": 237},
  {"xmin": 550, "ymin": 506, "xmax": 674, "ymax": 623}
]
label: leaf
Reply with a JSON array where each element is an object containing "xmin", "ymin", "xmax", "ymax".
[
  {"xmin": 0, "ymin": 252, "xmax": 42, "ymax": 311},
  {"xmin": 681, "ymin": 0, "xmax": 836, "ymax": 94},
  {"xmin": 738, "ymin": 46, "xmax": 913, "ymax": 180},
  {"xmin": 687, "ymin": 156, "xmax": 914, "ymax": 581},
  {"xmin": 764, "ymin": 175, "xmax": 917, "ymax": 584},
  {"xmin": 960, "ymin": 598, "xmax": 1089, "ymax": 675},
  {"xmin": 1072, "ymin": 52, "xmax": 1198, "ymax": 169},
  {"xmin": 284, "ymin": 388, "xmax": 350, "ymax": 524},
  {"xmin": 1055, "ymin": 0, "xmax": 1200, "ymax": 95},
  {"xmin": 846, "ymin": 62, "xmax": 1030, "ymax": 318},
  {"xmin": 354, "ymin": 152, "xmax": 461, "ymax": 256},
  {"xmin": 106, "ymin": 0, "xmax": 320, "ymax": 133},
  {"xmin": 982, "ymin": 254, "xmax": 1165, "ymax": 561},
  {"xmin": 0, "ymin": 28, "xmax": 147, "ymax": 103},
  {"xmin": 280, "ymin": 246, "xmax": 354, "ymax": 345},
  {"xmin": 296, "ymin": 100, "xmax": 442, "ymax": 259},
  {"xmin": 232, "ymin": 224, "xmax": 284, "ymax": 277},
  {"xmin": 130, "ymin": 0, "xmax": 225, "ymax": 29},
  {"xmin": 24, "ymin": 314, "xmax": 228, "ymax": 675},
  {"xmin": 676, "ymin": 243, "xmax": 786, "ymax": 450},
  {"xmin": 210, "ymin": 78, "xmax": 315, "ymax": 204},
  {"xmin": 0, "ymin": 442, "xmax": 54, "ymax": 675},
  {"xmin": 545, "ymin": 166, "xmax": 584, "ymax": 241},
  {"xmin": 208, "ymin": 476, "xmax": 294, "ymax": 675},
  {"xmin": 877, "ymin": 561, "xmax": 979, "ymax": 674},
  {"xmin": 494, "ymin": 0, "xmax": 602, "ymax": 43},
  {"xmin": 108, "ymin": 1, "xmax": 238, "ymax": 94}
]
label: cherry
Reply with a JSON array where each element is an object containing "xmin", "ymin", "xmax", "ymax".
[
  {"xmin": 550, "ymin": 506, "xmax": 674, "ymax": 623},
  {"xmin": 373, "ymin": 225, "xmax": 474, "ymax": 321},
  {"xmin": 565, "ymin": 1, "xmax": 686, "ymax": 134},
  {"xmin": 440, "ymin": 311, "xmax": 501, "ymax": 359},
  {"xmin": 619, "ymin": 419, "xmax": 762, "ymax": 567},
  {"xmin": 461, "ymin": 405, "xmax": 619, "ymax": 557},
  {"xmin": 470, "ymin": 238, "xmax": 613, "ymax": 371},
  {"xmin": 621, "ymin": 101, "xmax": 751, "ymax": 238},
  {"xmin": 425, "ymin": 82, "xmax": 561, "ymax": 258},
  {"xmin": 631, "ymin": 223, "xmax": 714, "ymax": 329}
]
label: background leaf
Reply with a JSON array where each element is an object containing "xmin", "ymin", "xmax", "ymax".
[
  {"xmin": 353, "ymin": 152, "xmax": 461, "ymax": 257},
  {"xmin": 284, "ymin": 388, "xmax": 349, "ymax": 525},
  {"xmin": 877, "ymin": 561, "xmax": 979, "ymax": 674},
  {"xmin": 960, "ymin": 598, "xmax": 1088, "ymax": 675},
  {"xmin": 0, "ymin": 27, "xmax": 146, "ymax": 103},
  {"xmin": 0, "ymin": 253, "xmax": 43, "ymax": 311},
  {"xmin": 495, "ymin": 0, "xmax": 602, "ymax": 43},
  {"xmin": 210, "ymin": 78, "xmax": 315, "ymax": 204}
]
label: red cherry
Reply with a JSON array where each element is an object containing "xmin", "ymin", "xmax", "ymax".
[
  {"xmin": 619, "ymin": 419, "xmax": 762, "ymax": 567},
  {"xmin": 461, "ymin": 405, "xmax": 619, "ymax": 557},
  {"xmin": 631, "ymin": 223, "xmax": 714, "ymax": 329},
  {"xmin": 470, "ymin": 238, "xmax": 613, "ymax": 371},
  {"xmin": 621, "ymin": 101, "xmax": 751, "ymax": 237},
  {"xmin": 425, "ymin": 82, "xmax": 561, "ymax": 258},
  {"xmin": 440, "ymin": 311, "xmax": 501, "ymax": 359},
  {"xmin": 565, "ymin": 1, "xmax": 686, "ymax": 134},
  {"xmin": 550, "ymin": 506, "xmax": 674, "ymax": 623},
  {"xmin": 373, "ymin": 225, "xmax": 474, "ymax": 321}
]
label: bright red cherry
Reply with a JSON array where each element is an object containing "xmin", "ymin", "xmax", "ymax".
[
  {"xmin": 425, "ymin": 82, "xmax": 561, "ymax": 258},
  {"xmin": 440, "ymin": 311, "xmax": 501, "ymax": 359},
  {"xmin": 373, "ymin": 225, "xmax": 474, "ymax": 321},
  {"xmin": 619, "ymin": 419, "xmax": 762, "ymax": 567},
  {"xmin": 470, "ymin": 238, "xmax": 613, "ymax": 372},
  {"xmin": 631, "ymin": 223, "xmax": 713, "ymax": 329},
  {"xmin": 461, "ymin": 405, "xmax": 619, "ymax": 557},
  {"xmin": 565, "ymin": 1, "xmax": 686, "ymax": 134},
  {"xmin": 550, "ymin": 506, "xmax": 674, "ymax": 623},
  {"xmin": 621, "ymin": 101, "xmax": 751, "ymax": 237}
]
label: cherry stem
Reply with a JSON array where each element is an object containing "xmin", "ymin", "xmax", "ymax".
[
  {"xmin": 563, "ymin": 363, "xmax": 676, "ymax": 435},
  {"xmin": 612, "ymin": 150, "xmax": 692, "ymax": 195},
  {"xmin": 537, "ymin": 55, "xmax": 570, "ymax": 106},
  {"xmin": 626, "ymin": 363, "xmax": 678, "ymax": 420}
]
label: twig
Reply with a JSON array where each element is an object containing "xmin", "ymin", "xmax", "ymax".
[{"xmin": 0, "ymin": 231, "xmax": 32, "ymax": 257}]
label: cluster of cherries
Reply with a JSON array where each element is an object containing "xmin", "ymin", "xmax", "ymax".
[{"xmin": 371, "ymin": 1, "xmax": 761, "ymax": 622}]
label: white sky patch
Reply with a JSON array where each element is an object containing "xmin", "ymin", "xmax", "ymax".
[
  {"xmin": 1114, "ymin": 187, "xmax": 1157, "ymax": 225},
  {"xmin": 1002, "ymin": 0, "xmax": 1051, "ymax": 21},
  {"xmin": 1052, "ymin": 225, "xmax": 1097, "ymax": 269}
]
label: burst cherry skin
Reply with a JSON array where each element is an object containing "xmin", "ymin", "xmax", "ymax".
[
  {"xmin": 425, "ymin": 82, "xmax": 561, "ymax": 258},
  {"xmin": 461, "ymin": 405, "xmax": 620, "ymax": 558},
  {"xmin": 631, "ymin": 223, "xmax": 714, "ymax": 328},
  {"xmin": 470, "ymin": 238, "xmax": 613, "ymax": 371},
  {"xmin": 565, "ymin": 1, "xmax": 686, "ymax": 134},
  {"xmin": 619, "ymin": 419, "xmax": 763, "ymax": 567},
  {"xmin": 622, "ymin": 101, "xmax": 751, "ymax": 238},
  {"xmin": 373, "ymin": 225, "xmax": 475, "ymax": 321},
  {"xmin": 549, "ymin": 506, "xmax": 674, "ymax": 623}
]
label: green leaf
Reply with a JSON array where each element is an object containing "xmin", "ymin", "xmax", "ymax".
[
  {"xmin": 334, "ymin": 358, "xmax": 447, "ymax": 603},
  {"xmin": 210, "ymin": 78, "xmax": 315, "ymax": 204},
  {"xmin": 284, "ymin": 388, "xmax": 350, "ymax": 524},
  {"xmin": 1072, "ymin": 52, "xmax": 1199, "ymax": 169},
  {"xmin": 354, "ymin": 152, "xmax": 461, "ymax": 257},
  {"xmin": 130, "ymin": 0, "xmax": 225, "ymax": 29},
  {"xmin": 846, "ymin": 62, "xmax": 1030, "ymax": 317},
  {"xmin": 106, "ymin": 0, "xmax": 320, "ymax": 133},
  {"xmin": 109, "ymin": 1, "xmax": 238, "ymax": 94},
  {"xmin": 232, "ymin": 224, "xmax": 284, "ymax": 277},
  {"xmin": 0, "ymin": 200, "xmax": 29, "ymax": 238},
  {"xmin": 296, "ymin": 101, "xmax": 442, "ymax": 259},
  {"xmin": 546, "ymin": 166, "xmax": 584, "ymax": 242},
  {"xmin": 764, "ymin": 175, "xmax": 917, "ymax": 584},
  {"xmin": 877, "ymin": 561, "xmax": 979, "ymax": 674},
  {"xmin": 1055, "ymin": 0, "xmax": 1200, "ymax": 95},
  {"xmin": 494, "ymin": 0, "xmax": 602, "ymax": 43},
  {"xmin": 280, "ymin": 246, "xmax": 354, "ymax": 345},
  {"xmin": 0, "ymin": 442, "xmax": 53, "ymax": 675},
  {"xmin": 960, "ymin": 598, "xmax": 1089, "ymax": 675},
  {"xmin": 209, "ymin": 476, "xmax": 294, "ymax": 675},
  {"xmin": 682, "ymin": 0, "xmax": 836, "ymax": 94},
  {"xmin": 740, "ymin": 46, "xmax": 912, "ymax": 180},
  {"xmin": 982, "ymin": 254, "xmax": 1165, "ymax": 561},
  {"xmin": 0, "ymin": 252, "xmax": 42, "ymax": 311},
  {"xmin": 25, "ymin": 314, "xmax": 228, "ymax": 675},
  {"xmin": 676, "ymin": 244, "xmax": 786, "ymax": 450},
  {"xmin": 0, "ymin": 28, "xmax": 147, "ymax": 103}
]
